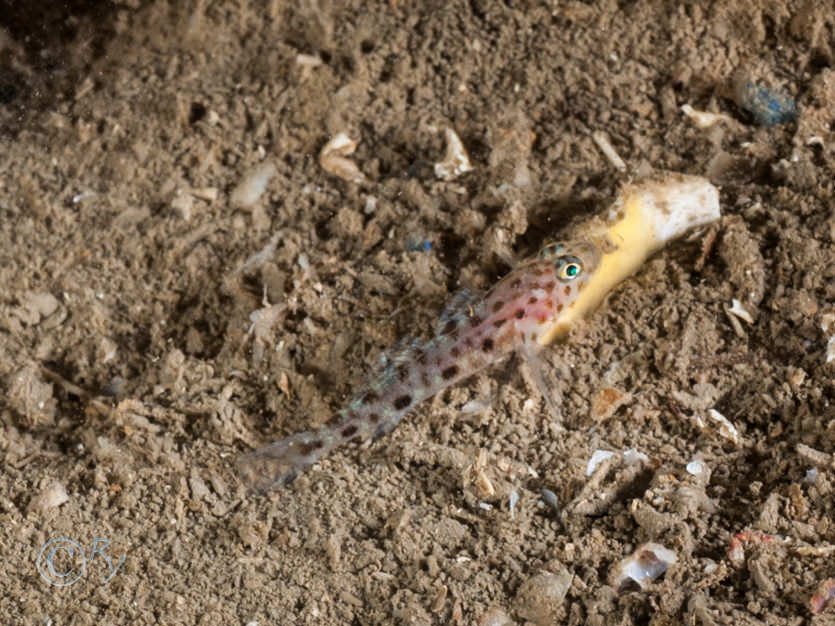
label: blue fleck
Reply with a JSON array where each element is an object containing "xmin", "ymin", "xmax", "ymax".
[
  {"xmin": 735, "ymin": 81, "xmax": 797, "ymax": 127},
  {"xmin": 405, "ymin": 237, "xmax": 432, "ymax": 252}
]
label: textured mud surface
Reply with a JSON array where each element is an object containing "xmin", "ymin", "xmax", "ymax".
[{"xmin": 1, "ymin": 1, "xmax": 834, "ymax": 624}]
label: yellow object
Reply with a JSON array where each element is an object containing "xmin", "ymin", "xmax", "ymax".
[{"xmin": 539, "ymin": 172, "xmax": 720, "ymax": 345}]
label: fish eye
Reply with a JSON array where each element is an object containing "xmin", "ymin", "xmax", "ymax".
[{"xmin": 558, "ymin": 257, "xmax": 583, "ymax": 282}]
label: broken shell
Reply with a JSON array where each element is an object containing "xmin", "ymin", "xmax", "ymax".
[
  {"xmin": 586, "ymin": 450, "xmax": 616, "ymax": 476},
  {"xmin": 611, "ymin": 543, "xmax": 678, "ymax": 590},
  {"xmin": 705, "ymin": 408, "xmax": 742, "ymax": 446},
  {"xmin": 585, "ymin": 448, "xmax": 648, "ymax": 477},
  {"xmin": 680, "ymin": 104, "xmax": 732, "ymax": 129},
  {"xmin": 542, "ymin": 173, "xmax": 720, "ymax": 345},
  {"xmin": 686, "ymin": 459, "xmax": 708, "ymax": 477},
  {"xmin": 727, "ymin": 298, "xmax": 754, "ymax": 324},
  {"xmin": 434, "ymin": 127, "xmax": 473, "ymax": 181},
  {"xmin": 319, "ymin": 132, "xmax": 367, "ymax": 185}
]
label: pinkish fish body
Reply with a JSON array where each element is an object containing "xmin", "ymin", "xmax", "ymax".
[{"xmin": 239, "ymin": 240, "xmax": 601, "ymax": 492}]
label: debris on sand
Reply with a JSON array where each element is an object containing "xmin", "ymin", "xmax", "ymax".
[
  {"xmin": 727, "ymin": 298, "xmax": 754, "ymax": 325},
  {"xmin": 434, "ymin": 127, "xmax": 473, "ymax": 181},
  {"xmin": 727, "ymin": 530, "xmax": 785, "ymax": 565},
  {"xmin": 230, "ymin": 161, "xmax": 277, "ymax": 208},
  {"xmin": 733, "ymin": 73, "xmax": 797, "ymax": 126},
  {"xmin": 822, "ymin": 312, "xmax": 835, "ymax": 364},
  {"xmin": 692, "ymin": 408, "xmax": 742, "ymax": 447},
  {"xmin": 487, "ymin": 108, "xmax": 534, "ymax": 187},
  {"xmin": 28, "ymin": 481, "xmax": 70, "ymax": 513},
  {"xmin": 319, "ymin": 132, "xmax": 367, "ymax": 185},
  {"xmin": 591, "ymin": 130, "xmax": 626, "ymax": 172},
  {"xmin": 515, "ymin": 563, "xmax": 573, "ymax": 624},
  {"xmin": 810, "ymin": 578, "xmax": 835, "ymax": 614},
  {"xmin": 610, "ymin": 543, "xmax": 677, "ymax": 590},
  {"xmin": 680, "ymin": 103, "xmax": 732, "ymax": 129}
]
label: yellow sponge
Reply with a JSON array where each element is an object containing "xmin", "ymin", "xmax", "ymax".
[{"xmin": 540, "ymin": 172, "xmax": 720, "ymax": 345}]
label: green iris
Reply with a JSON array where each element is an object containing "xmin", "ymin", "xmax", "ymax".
[{"xmin": 565, "ymin": 264, "xmax": 578, "ymax": 277}]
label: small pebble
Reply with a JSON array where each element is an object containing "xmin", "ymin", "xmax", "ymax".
[
  {"xmin": 29, "ymin": 482, "xmax": 70, "ymax": 513},
  {"xmin": 514, "ymin": 564, "xmax": 573, "ymax": 625},
  {"xmin": 230, "ymin": 161, "xmax": 277, "ymax": 208},
  {"xmin": 540, "ymin": 489, "xmax": 558, "ymax": 511}
]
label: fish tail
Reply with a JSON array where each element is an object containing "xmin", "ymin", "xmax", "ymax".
[{"xmin": 238, "ymin": 427, "xmax": 340, "ymax": 493}]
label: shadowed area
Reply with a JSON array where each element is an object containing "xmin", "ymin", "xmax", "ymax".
[{"xmin": 0, "ymin": 0, "xmax": 121, "ymax": 132}]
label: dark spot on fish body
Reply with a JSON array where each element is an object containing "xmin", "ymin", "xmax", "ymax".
[
  {"xmin": 342, "ymin": 424, "xmax": 358, "ymax": 438},
  {"xmin": 482, "ymin": 338, "xmax": 494, "ymax": 352},
  {"xmin": 442, "ymin": 319, "xmax": 458, "ymax": 335},
  {"xmin": 362, "ymin": 391, "xmax": 379, "ymax": 405},
  {"xmin": 469, "ymin": 315, "xmax": 483, "ymax": 327},
  {"xmin": 326, "ymin": 414, "xmax": 342, "ymax": 427},
  {"xmin": 493, "ymin": 318, "xmax": 507, "ymax": 328},
  {"xmin": 442, "ymin": 365, "xmax": 459, "ymax": 380},
  {"xmin": 397, "ymin": 365, "xmax": 410, "ymax": 382},
  {"xmin": 369, "ymin": 413, "xmax": 381, "ymax": 423},
  {"xmin": 544, "ymin": 281, "xmax": 556, "ymax": 292},
  {"xmin": 556, "ymin": 303, "xmax": 564, "ymax": 312},
  {"xmin": 297, "ymin": 441, "xmax": 320, "ymax": 456},
  {"xmin": 420, "ymin": 370, "xmax": 431, "ymax": 386},
  {"xmin": 511, "ymin": 279, "xmax": 522, "ymax": 288},
  {"xmin": 515, "ymin": 309, "xmax": 525, "ymax": 319},
  {"xmin": 577, "ymin": 282, "xmax": 584, "ymax": 292},
  {"xmin": 564, "ymin": 285, "xmax": 571, "ymax": 296},
  {"xmin": 529, "ymin": 332, "xmax": 538, "ymax": 342},
  {"xmin": 451, "ymin": 346, "xmax": 460, "ymax": 357},
  {"xmin": 350, "ymin": 435, "xmax": 364, "ymax": 444},
  {"xmin": 528, "ymin": 296, "xmax": 538, "ymax": 304},
  {"xmin": 394, "ymin": 395, "xmax": 412, "ymax": 410},
  {"xmin": 492, "ymin": 300, "xmax": 504, "ymax": 312}
]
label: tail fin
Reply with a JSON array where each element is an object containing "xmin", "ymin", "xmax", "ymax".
[{"xmin": 237, "ymin": 430, "xmax": 333, "ymax": 493}]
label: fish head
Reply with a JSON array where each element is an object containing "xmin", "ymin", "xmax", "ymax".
[{"xmin": 536, "ymin": 240, "xmax": 602, "ymax": 290}]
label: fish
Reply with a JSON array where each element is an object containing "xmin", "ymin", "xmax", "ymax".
[{"xmin": 238, "ymin": 240, "xmax": 602, "ymax": 492}]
